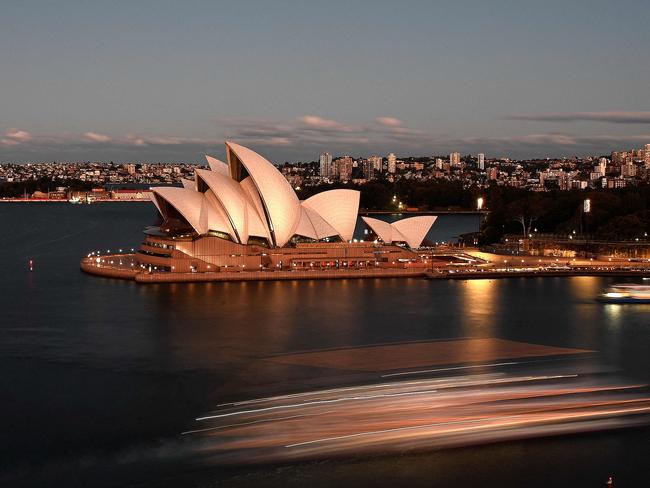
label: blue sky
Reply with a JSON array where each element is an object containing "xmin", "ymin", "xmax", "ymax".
[{"xmin": 1, "ymin": 0, "xmax": 649, "ymax": 162}]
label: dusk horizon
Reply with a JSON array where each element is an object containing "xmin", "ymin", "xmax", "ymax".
[{"xmin": 2, "ymin": 0, "xmax": 650, "ymax": 163}]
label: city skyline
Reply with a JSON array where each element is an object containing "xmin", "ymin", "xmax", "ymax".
[{"xmin": 2, "ymin": 0, "xmax": 650, "ymax": 162}]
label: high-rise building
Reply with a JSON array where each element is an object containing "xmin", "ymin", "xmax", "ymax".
[
  {"xmin": 621, "ymin": 162, "xmax": 636, "ymax": 178},
  {"xmin": 477, "ymin": 153, "xmax": 485, "ymax": 171},
  {"xmin": 598, "ymin": 157, "xmax": 608, "ymax": 175},
  {"xmin": 435, "ymin": 158, "xmax": 444, "ymax": 170},
  {"xmin": 645, "ymin": 144, "xmax": 650, "ymax": 168},
  {"xmin": 488, "ymin": 167, "xmax": 498, "ymax": 181},
  {"xmin": 559, "ymin": 171, "xmax": 572, "ymax": 191},
  {"xmin": 319, "ymin": 152, "xmax": 332, "ymax": 178},
  {"xmin": 361, "ymin": 159, "xmax": 374, "ymax": 180},
  {"xmin": 449, "ymin": 152, "xmax": 461, "ymax": 166},
  {"xmin": 367, "ymin": 155, "xmax": 382, "ymax": 173},
  {"xmin": 612, "ymin": 151, "xmax": 622, "ymax": 164},
  {"xmin": 334, "ymin": 156, "xmax": 353, "ymax": 181},
  {"xmin": 387, "ymin": 153, "xmax": 397, "ymax": 174}
]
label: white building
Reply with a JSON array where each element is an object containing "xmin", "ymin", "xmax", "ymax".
[
  {"xmin": 368, "ymin": 155, "xmax": 382, "ymax": 173},
  {"xmin": 148, "ymin": 142, "xmax": 436, "ymax": 249},
  {"xmin": 387, "ymin": 153, "xmax": 397, "ymax": 174},
  {"xmin": 598, "ymin": 157, "xmax": 608, "ymax": 175},
  {"xmin": 477, "ymin": 153, "xmax": 485, "ymax": 170},
  {"xmin": 319, "ymin": 152, "xmax": 332, "ymax": 178}
]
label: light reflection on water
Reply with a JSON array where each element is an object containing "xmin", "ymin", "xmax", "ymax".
[
  {"xmin": 2, "ymin": 204, "xmax": 650, "ymax": 487},
  {"xmin": 457, "ymin": 278, "xmax": 498, "ymax": 336}
]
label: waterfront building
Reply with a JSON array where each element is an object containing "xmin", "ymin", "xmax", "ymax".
[
  {"xmin": 111, "ymin": 189, "xmax": 152, "ymax": 200},
  {"xmin": 83, "ymin": 142, "xmax": 437, "ymax": 281}
]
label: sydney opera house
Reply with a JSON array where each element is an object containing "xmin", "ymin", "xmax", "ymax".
[{"xmin": 82, "ymin": 142, "xmax": 437, "ymax": 282}]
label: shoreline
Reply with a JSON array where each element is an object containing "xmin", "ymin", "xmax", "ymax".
[
  {"xmin": 80, "ymin": 254, "xmax": 650, "ymax": 284},
  {"xmin": 425, "ymin": 269, "xmax": 650, "ymax": 280},
  {"xmin": 80, "ymin": 255, "xmax": 427, "ymax": 283}
]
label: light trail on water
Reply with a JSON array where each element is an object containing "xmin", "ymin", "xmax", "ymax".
[{"xmin": 185, "ymin": 367, "xmax": 650, "ymax": 464}]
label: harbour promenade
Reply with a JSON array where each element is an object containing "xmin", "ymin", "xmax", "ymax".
[
  {"xmin": 80, "ymin": 254, "xmax": 428, "ymax": 283},
  {"xmin": 426, "ymin": 268, "xmax": 650, "ymax": 280},
  {"xmin": 80, "ymin": 250, "xmax": 650, "ymax": 283}
]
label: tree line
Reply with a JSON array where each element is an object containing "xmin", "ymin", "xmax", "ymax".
[{"xmin": 5, "ymin": 176, "xmax": 650, "ymax": 243}]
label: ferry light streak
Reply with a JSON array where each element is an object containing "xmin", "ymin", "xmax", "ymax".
[{"xmin": 184, "ymin": 368, "xmax": 650, "ymax": 464}]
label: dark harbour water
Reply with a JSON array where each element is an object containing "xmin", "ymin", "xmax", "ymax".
[{"xmin": 1, "ymin": 203, "xmax": 650, "ymax": 487}]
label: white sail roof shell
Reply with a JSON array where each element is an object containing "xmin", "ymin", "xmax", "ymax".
[
  {"xmin": 205, "ymin": 155, "xmax": 229, "ymax": 176},
  {"xmin": 362, "ymin": 217, "xmax": 397, "ymax": 244},
  {"xmin": 149, "ymin": 190, "xmax": 163, "ymax": 215},
  {"xmin": 294, "ymin": 206, "xmax": 318, "ymax": 239},
  {"xmin": 391, "ymin": 215, "xmax": 437, "ymax": 248},
  {"xmin": 203, "ymin": 189, "xmax": 239, "ymax": 241},
  {"xmin": 362, "ymin": 215, "xmax": 436, "ymax": 248},
  {"xmin": 303, "ymin": 205, "xmax": 339, "ymax": 239},
  {"xmin": 152, "ymin": 187, "xmax": 230, "ymax": 236},
  {"xmin": 294, "ymin": 205, "xmax": 339, "ymax": 240},
  {"xmin": 180, "ymin": 178, "xmax": 196, "ymax": 190},
  {"xmin": 303, "ymin": 189, "xmax": 360, "ymax": 242},
  {"xmin": 226, "ymin": 142, "xmax": 300, "ymax": 247},
  {"xmin": 240, "ymin": 177, "xmax": 272, "ymax": 242},
  {"xmin": 196, "ymin": 169, "xmax": 249, "ymax": 243}
]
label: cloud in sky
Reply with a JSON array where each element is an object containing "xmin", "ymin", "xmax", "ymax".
[
  {"xmin": 1, "ymin": 128, "xmax": 32, "ymax": 146},
  {"xmin": 297, "ymin": 115, "xmax": 351, "ymax": 131},
  {"xmin": 84, "ymin": 132, "xmax": 112, "ymax": 143},
  {"xmin": 506, "ymin": 111, "xmax": 650, "ymax": 124},
  {"xmin": 2, "ymin": 114, "xmax": 650, "ymax": 162},
  {"xmin": 375, "ymin": 117, "xmax": 403, "ymax": 127}
]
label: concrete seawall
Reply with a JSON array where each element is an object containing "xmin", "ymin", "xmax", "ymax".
[
  {"xmin": 425, "ymin": 269, "xmax": 650, "ymax": 280},
  {"xmin": 80, "ymin": 256, "xmax": 426, "ymax": 283},
  {"xmin": 80, "ymin": 259, "xmax": 140, "ymax": 280},
  {"xmin": 135, "ymin": 268, "xmax": 426, "ymax": 283},
  {"xmin": 81, "ymin": 255, "xmax": 650, "ymax": 284}
]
